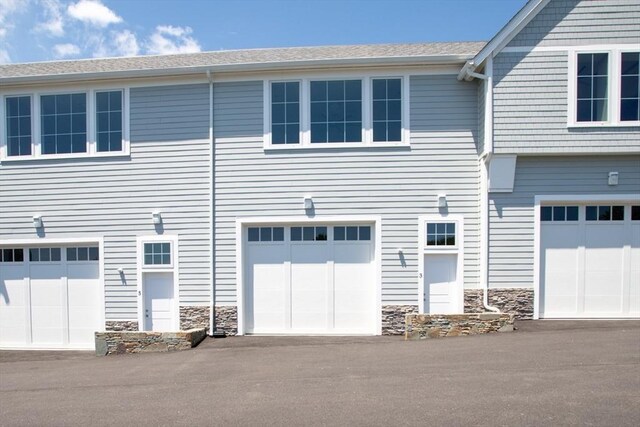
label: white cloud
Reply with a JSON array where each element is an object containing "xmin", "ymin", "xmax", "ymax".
[
  {"xmin": 112, "ymin": 29, "xmax": 139, "ymax": 56},
  {"xmin": 0, "ymin": 49, "xmax": 11, "ymax": 64},
  {"xmin": 35, "ymin": 0, "xmax": 65, "ymax": 37},
  {"xmin": 53, "ymin": 42, "xmax": 80, "ymax": 57},
  {"xmin": 67, "ymin": 0, "xmax": 122, "ymax": 28},
  {"xmin": 0, "ymin": 0, "xmax": 29, "ymax": 39},
  {"xmin": 146, "ymin": 25, "xmax": 201, "ymax": 55}
]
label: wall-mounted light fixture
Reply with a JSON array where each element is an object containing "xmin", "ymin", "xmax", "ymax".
[
  {"xmin": 437, "ymin": 194, "xmax": 448, "ymax": 208},
  {"xmin": 33, "ymin": 215, "xmax": 43, "ymax": 228},
  {"xmin": 608, "ymin": 171, "xmax": 619, "ymax": 186},
  {"xmin": 304, "ymin": 196, "xmax": 313, "ymax": 210},
  {"xmin": 152, "ymin": 211, "xmax": 162, "ymax": 225}
]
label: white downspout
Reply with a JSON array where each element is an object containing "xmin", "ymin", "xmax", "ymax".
[
  {"xmin": 207, "ymin": 70, "xmax": 216, "ymax": 335},
  {"xmin": 480, "ymin": 56, "xmax": 500, "ymax": 313}
]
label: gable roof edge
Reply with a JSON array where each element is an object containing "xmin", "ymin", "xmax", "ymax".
[{"xmin": 457, "ymin": 0, "xmax": 550, "ymax": 80}]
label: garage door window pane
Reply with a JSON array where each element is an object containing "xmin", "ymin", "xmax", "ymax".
[
  {"xmin": 598, "ymin": 206, "xmax": 611, "ymax": 220},
  {"xmin": 346, "ymin": 226, "xmax": 358, "ymax": 240},
  {"xmin": 553, "ymin": 207, "xmax": 565, "ymax": 221},
  {"xmin": 260, "ymin": 227, "xmax": 272, "ymax": 242},
  {"xmin": 51, "ymin": 248, "xmax": 61, "ymax": 262},
  {"xmin": 586, "ymin": 206, "xmax": 598, "ymax": 221},
  {"xmin": 566, "ymin": 206, "xmax": 579, "ymax": 221},
  {"xmin": 334, "ymin": 227, "xmax": 345, "ymax": 241},
  {"xmin": 541, "ymin": 206, "xmax": 552, "ymax": 221},
  {"xmin": 612, "ymin": 206, "xmax": 624, "ymax": 221},
  {"xmin": 248, "ymin": 228, "xmax": 259, "ymax": 242},
  {"xmin": 1, "ymin": 248, "xmax": 24, "ymax": 263},
  {"xmin": 359, "ymin": 226, "xmax": 371, "ymax": 241},
  {"xmin": 67, "ymin": 248, "xmax": 77, "ymax": 261},
  {"xmin": 303, "ymin": 227, "xmax": 315, "ymax": 241},
  {"xmin": 89, "ymin": 247, "xmax": 99, "ymax": 261},
  {"xmin": 291, "ymin": 227, "xmax": 302, "ymax": 241},
  {"xmin": 273, "ymin": 227, "xmax": 284, "ymax": 241},
  {"xmin": 30, "ymin": 248, "xmax": 39, "ymax": 261},
  {"xmin": 632, "ymin": 206, "xmax": 640, "ymax": 220},
  {"xmin": 78, "ymin": 247, "xmax": 88, "ymax": 261}
]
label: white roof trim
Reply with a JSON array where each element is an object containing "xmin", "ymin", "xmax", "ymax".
[{"xmin": 458, "ymin": 0, "xmax": 549, "ymax": 80}]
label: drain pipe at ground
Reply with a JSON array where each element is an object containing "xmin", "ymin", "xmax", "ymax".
[{"xmin": 480, "ymin": 153, "xmax": 500, "ymax": 313}]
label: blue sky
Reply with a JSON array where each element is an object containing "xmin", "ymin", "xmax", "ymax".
[{"xmin": 0, "ymin": 0, "xmax": 527, "ymax": 64}]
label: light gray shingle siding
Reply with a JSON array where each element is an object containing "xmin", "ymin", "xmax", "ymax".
[{"xmin": 507, "ymin": 0, "xmax": 640, "ymax": 48}]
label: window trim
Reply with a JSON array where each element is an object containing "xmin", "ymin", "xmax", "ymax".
[
  {"xmin": 0, "ymin": 85, "xmax": 130, "ymax": 162},
  {"xmin": 263, "ymin": 73, "xmax": 410, "ymax": 150},
  {"xmin": 568, "ymin": 46, "xmax": 640, "ymax": 128},
  {"xmin": 141, "ymin": 240, "xmax": 175, "ymax": 269},
  {"xmin": 423, "ymin": 220, "xmax": 460, "ymax": 251}
]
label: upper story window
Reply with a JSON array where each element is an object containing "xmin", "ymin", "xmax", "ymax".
[
  {"xmin": 5, "ymin": 96, "xmax": 32, "ymax": 157},
  {"xmin": 96, "ymin": 90, "xmax": 124, "ymax": 152},
  {"xmin": 310, "ymin": 80, "xmax": 362, "ymax": 143},
  {"xmin": 372, "ymin": 78, "xmax": 402, "ymax": 142},
  {"xmin": 271, "ymin": 82, "xmax": 300, "ymax": 145},
  {"xmin": 576, "ymin": 53, "xmax": 608, "ymax": 123},
  {"xmin": 1, "ymin": 87, "xmax": 128, "ymax": 161},
  {"xmin": 621, "ymin": 52, "xmax": 639, "ymax": 122},
  {"xmin": 41, "ymin": 93, "xmax": 87, "ymax": 154},
  {"xmin": 265, "ymin": 75, "xmax": 407, "ymax": 149},
  {"xmin": 569, "ymin": 48, "xmax": 640, "ymax": 127}
]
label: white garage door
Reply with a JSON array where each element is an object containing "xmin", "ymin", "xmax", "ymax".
[
  {"xmin": 540, "ymin": 204, "xmax": 640, "ymax": 318},
  {"xmin": 245, "ymin": 224, "xmax": 376, "ymax": 334},
  {"xmin": 0, "ymin": 246, "xmax": 101, "ymax": 349}
]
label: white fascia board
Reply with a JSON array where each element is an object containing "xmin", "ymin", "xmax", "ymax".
[
  {"xmin": 458, "ymin": 0, "xmax": 548, "ymax": 80},
  {"xmin": 0, "ymin": 55, "xmax": 473, "ymax": 86}
]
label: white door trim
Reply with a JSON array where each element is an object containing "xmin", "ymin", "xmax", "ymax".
[
  {"xmin": 136, "ymin": 235, "xmax": 180, "ymax": 331},
  {"xmin": 417, "ymin": 215, "xmax": 465, "ymax": 314},
  {"xmin": 533, "ymin": 194, "xmax": 640, "ymax": 320},
  {"xmin": 235, "ymin": 215, "xmax": 382, "ymax": 336},
  {"xmin": 0, "ymin": 237, "xmax": 106, "ymax": 333}
]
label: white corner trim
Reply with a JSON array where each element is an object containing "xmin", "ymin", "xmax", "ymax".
[
  {"xmin": 417, "ymin": 214, "xmax": 465, "ymax": 315},
  {"xmin": 532, "ymin": 194, "xmax": 640, "ymax": 320},
  {"xmin": 136, "ymin": 235, "xmax": 180, "ymax": 332},
  {"xmin": 235, "ymin": 215, "xmax": 383, "ymax": 336}
]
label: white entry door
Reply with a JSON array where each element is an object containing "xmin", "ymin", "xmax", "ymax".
[
  {"xmin": 245, "ymin": 224, "xmax": 376, "ymax": 335},
  {"xmin": 143, "ymin": 272, "xmax": 175, "ymax": 331},
  {"xmin": 540, "ymin": 204, "xmax": 639, "ymax": 318},
  {"xmin": 424, "ymin": 254, "xmax": 458, "ymax": 314}
]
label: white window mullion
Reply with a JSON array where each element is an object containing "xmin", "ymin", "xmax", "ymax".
[
  {"xmin": 301, "ymin": 78, "xmax": 310, "ymax": 146},
  {"xmin": 33, "ymin": 93, "xmax": 41, "ymax": 157},
  {"xmin": 363, "ymin": 78, "xmax": 372, "ymax": 145},
  {"xmin": 610, "ymin": 51, "xmax": 621, "ymax": 125},
  {"xmin": 88, "ymin": 90, "xmax": 95, "ymax": 155}
]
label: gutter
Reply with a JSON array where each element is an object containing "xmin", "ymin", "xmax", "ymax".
[
  {"xmin": 0, "ymin": 54, "xmax": 473, "ymax": 86},
  {"xmin": 475, "ymin": 56, "xmax": 500, "ymax": 313}
]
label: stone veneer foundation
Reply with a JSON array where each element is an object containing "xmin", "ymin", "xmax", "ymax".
[
  {"xmin": 382, "ymin": 305, "xmax": 418, "ymax": 335},
  {"xmin": 464, "ymin": 288, "xmax": 534, "ymax": 320},
  {"xmin": 105, "ymin": 321, "xmax": 139, "ymax": 332},
  {"xmin": 214, "ymin": 305, "xmax": 238, "ymax": 336},
  {"xmin": 180, "ymin": 306, "xmax": 211, "ymax": 331},
  {"xmin": 405, "ymin": 313, "xmax": 514, "ymax": 340}
]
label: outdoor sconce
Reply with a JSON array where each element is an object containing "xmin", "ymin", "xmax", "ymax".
[
  {"xmin": 33, "ymin": 215, "xmax": 43, "ymax": 228},
  {"xmin": 152, "ymin": 211, "xmax": 162, "ymax": 225},
  {"xmin": 304, "ymin": 196, "xmax": 313, "ymax": 210},
  {"xmin": 437, "ymin": 194, "xmax": 448, "ymax": 208}
]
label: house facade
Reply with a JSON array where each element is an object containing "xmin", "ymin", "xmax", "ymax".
[{"xmin": 0, "ymin": 0, "xmax": 638, "ymax": 349}]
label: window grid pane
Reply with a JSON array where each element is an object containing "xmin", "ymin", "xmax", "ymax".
[
  {"xmin": 620, "ymin": 52, "xmax": 640, "ymax": 122},
  {"xmin": 41, "ymin": 93, "xmax": 87, "ymax": 154},
  {"xmin": 310, "ymin": 80, "xmax": 362, "ymax": 143},
  {"xmin": 5, "ymin": 96, "xmax": 32, "ymax": 156},
  {"xmin": 372, "ymin": 78, "xmax": 402, "ymax": 142},
  {"xmin": 576, "ymin": 53, "xmax": 609, "ymax": 122},
  {"xmin": 143, "ymin": 242, "xmax": 171, "ymax": 265},
  {"xmin": 426, "ymin": 222, "xmax": 456, "ymax": 246},
  {"xmin": 0, "ymin": 248, "xmax": 25, "ymax": 263},
  {"xmin": 96, "ymin": 90, "xmax": 124, "ymax": 152},
  {"xmin": 271, "ymin": 82, "xmax": 300, "ymax": 144}
]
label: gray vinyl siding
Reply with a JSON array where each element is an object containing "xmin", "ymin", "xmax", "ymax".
[
  {"xmin": 214, "ymin": 76, "xmax": 482, "ymax": 306},
  {"xmin": 507, "ymin": 0, "xmax": 640, "ymax": 48},
  {"xmin": 488, "ymin": 155, "xmax": 640, "ymax": 289},
  {"xmin": 492, "ymin": 50, "xmax": 640, "ymax": 153},
  {"xmin": 0, "ymin": 84, "xmax": 211, "ymax": 320}
]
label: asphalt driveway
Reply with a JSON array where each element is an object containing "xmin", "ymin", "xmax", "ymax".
[{"xmin": 1, "ymin": 320, "xmax": 639, "ymax": 426}]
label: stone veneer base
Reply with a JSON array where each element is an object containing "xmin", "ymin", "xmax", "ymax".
[
  {"xmin": 105, "ymin": 321, "xmax": 139, "ymax": 332},
  {"xmin": 95, "ymin": 328, "xmax": 207, "ymax": 356},
  {"xmin": 464, "ymin": 288, "xmax": 534, "ymax": 320},
  {"xmin": 214, "ymin": 306, "xmax": 238, "ymax": 336},
  {"xmin": 382, "ymin": 305, "xmax": 418, "ymax": 335},
  {"xmin": 180, "ymin": 306, "xmax": 210, "ymax": 331},
  {"xmin": 405, "ymin": 313, "xmax": 514, "ymax": 340}
]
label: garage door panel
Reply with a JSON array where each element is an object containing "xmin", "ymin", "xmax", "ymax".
[
  {"xmin": 0, "ymin": 265, "xmax": 29, "ymax": 346},
  {"xmin": 247, "ymin": 244, "xmax": 288, "ymax": 332},
  {"xmin": 630, "ymin": 224, "xmax": 640, "ymax": 314},
  {"xmin": 67, "ymin": 263, "xmax": 100, "ymax": 346},
  {"xmin": 334, "ymin": 243, "xmax": 374, "ymax": 331},
  {"xmin": 291, "ymin": 244, "xmax": 330, "ymax": 331}
]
